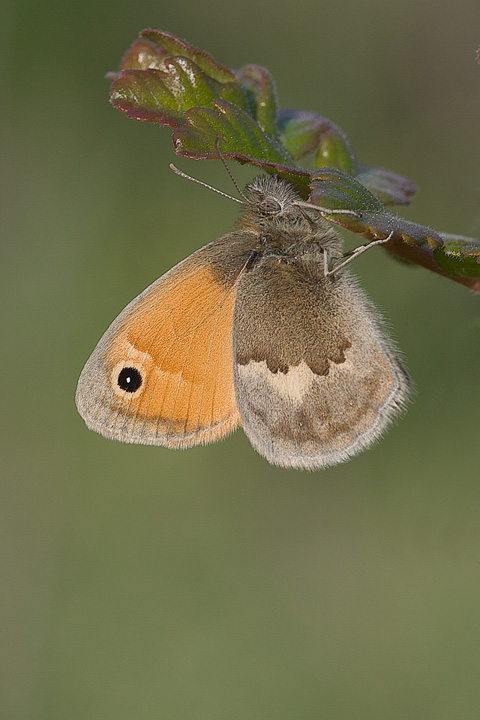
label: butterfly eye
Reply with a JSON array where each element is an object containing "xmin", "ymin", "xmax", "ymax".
[
  {"xmin": 259, "ymin": 197, "xmax": 281, "ymax": 214},
  {"xmin": 117, "ymin": 366, "xmax": 143, "ymax": 393}
]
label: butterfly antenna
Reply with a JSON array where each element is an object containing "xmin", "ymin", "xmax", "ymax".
[
  {"xmin": 169, "ymin": 164, "xmax": 244, "ymax": 204},
  {"xmin": 214, "ymin": 136, "xmax": 250, "ymax": 203},
  {"xmin": 293, "ymin": 199, "xmax": 360, "ymax": 218}
]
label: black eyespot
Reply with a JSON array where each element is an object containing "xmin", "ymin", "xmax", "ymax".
[{"xmin": 117, "ymin": 367, "xmax": 142, "ymax": 393}]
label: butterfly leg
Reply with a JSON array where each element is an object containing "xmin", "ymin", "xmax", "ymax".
[{"xmin": 324, "ymin": 232, "xmax": 394, "ymax": 277}]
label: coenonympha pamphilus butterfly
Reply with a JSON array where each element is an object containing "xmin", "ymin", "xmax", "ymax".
[{"xmin": 76, "ymin": 172, "xmax": 410, "ymax": 469}]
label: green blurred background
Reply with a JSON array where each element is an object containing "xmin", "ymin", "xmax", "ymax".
[{"xmin": 3, "ymin": 1, "xmax": 480, "ymax": 718}]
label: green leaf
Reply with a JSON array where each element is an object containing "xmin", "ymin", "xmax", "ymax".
[
  {"xmin": 109, "ymin": 30, "xmax": 415, "ymax": 203},
  {"xmin": 434, "ymin": 234, "xmax": 480, "ymax": 277},
  {"xmin": 235, "ymin": 65, "xmax": 279, "ymax": 137},
  {"xmin": 310, "ymin": 167, "xmax": 386, "ymax": 220},
  {"xmin": 310, "ymin": 168, "xmax": 480, "ymax": 287},
  {"xmin": 139, "ymin": 29, "xmax": 235, "ymax": 83},
  {"xmin": 277, "ymin": 111, "xmax": 415, "ymax": 205},
  {"xmin": 278, "ymin": 110, "xmax": 357, "ymax": 174},
  {"xmin": 310, "ymin": 168, "xmax": 442, "ymax": 247},
  {"xmin": 116, "ymin": 39, "xmax": 168, "ymax": 71},
  {"xmin": 110, "ymin": 56, "xmax": 247, "ymax": 125},
  {"xmin": 173, "ymin": 100, "xmax": 309, "ymax": 186},
  {"xmin": 109, "ymin": 69, "xmax": 186, "ymax": 125},
  {"xmin": 356, "ymin": 166, "xmax": 417, "ymax": 206}
]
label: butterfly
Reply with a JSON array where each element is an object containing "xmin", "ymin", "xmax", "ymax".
[{"xmin": 76, "ymin": 173, "xmax": 410, "ymax": 470}]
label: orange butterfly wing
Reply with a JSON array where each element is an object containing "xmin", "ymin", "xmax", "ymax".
[{"xmin": 76, "ymin": 234, "xmax": 256, "ymax": 447}]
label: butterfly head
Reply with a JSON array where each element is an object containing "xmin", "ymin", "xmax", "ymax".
[{"xmin": 241, "ymin": 175, "xmax": 338, "ymax": 254}]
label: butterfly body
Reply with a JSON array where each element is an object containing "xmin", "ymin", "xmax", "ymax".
[{"xmin": 76, "ymin": 175, "xmax": 410, "ymax": 469}]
